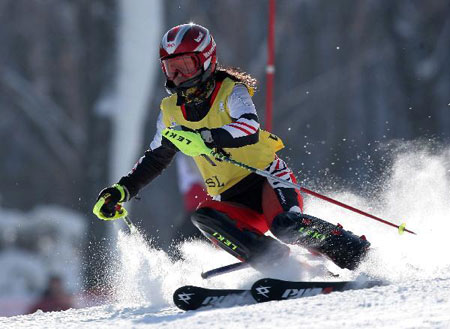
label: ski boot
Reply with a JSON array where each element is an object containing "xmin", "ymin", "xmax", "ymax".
[
  {"xmin": 191, "ymin": 207, "xmax": 290, "ymax": 269},
  {"xmin": 270, "ymin": 212, "xmax": 370, "ymax": 270}
]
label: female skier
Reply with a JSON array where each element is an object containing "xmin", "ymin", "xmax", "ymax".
[{"xmin": 93, "ymin": 23, "xmax": 369, "ymax": 270}]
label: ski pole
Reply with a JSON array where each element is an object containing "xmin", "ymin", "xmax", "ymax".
[
  {"xmin": 122, "ymin": 215, "xmax": 137, "ymax": 234},
  {"xmin": 113, "ymin": 204, "xmax": 137, "ymax": 234},
  {"xmin": 161, "ymin": 128, "xmax": 417, "ymax": 235},
  {"xmin": 201, "ymin": 261, "xmax": 250, "ymax": 279},
  {"xmin": 296, "ymin": 187, "xmax": 414, "ymax": 235},
  {"xmin": 210, "ymin": 151, "xmax": 417, "ymax": 236}
]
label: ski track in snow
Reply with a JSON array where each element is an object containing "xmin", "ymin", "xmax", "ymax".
[{"xmin": 2, "ymin": 143, "xmax": 450, "ymax": 328}]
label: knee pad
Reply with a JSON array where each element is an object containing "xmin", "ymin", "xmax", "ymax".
[
  {"xmin": 192, "ymin": 207, "xmax": 289, "ymax": 265},
  {"xmin": 192, "ymin": 207, "xmax": 259, "ymax": 262}
]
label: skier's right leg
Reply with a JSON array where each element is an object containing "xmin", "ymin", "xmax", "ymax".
[
  {"xmin": 270, "ymin": 211, "xmax": 370, "ymax": 270},
  {"xmin": 191, "ymin": 200, "xmax": 289, "ymax": 267},
  {"xmin": 260, "ymin": 157, "xmax": 370, "ymax": 270}
]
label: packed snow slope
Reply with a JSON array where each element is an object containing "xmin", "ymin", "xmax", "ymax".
[
  {"xmin": 3, "ymin": 277, "xmax": 450, "ymax": 329},
  {"xmin": 2, "ymin": 142, "xmax": 450, "ymax": 329}
]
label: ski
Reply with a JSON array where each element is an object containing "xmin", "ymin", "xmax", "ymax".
[
  {"xmin": 251, "ymin": 278, "xmax": 385, "ymax": 303},
  {"xmin": 173, "ymin": 278, "xmax": 386, "ymax": 310},
  {"xmin": 173, "ymin": 285, "xmax": 253, "ymax": 311}
]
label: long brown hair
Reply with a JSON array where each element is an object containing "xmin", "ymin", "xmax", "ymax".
[{"xmin": 216, "ymin": 66, "xmax": 258, "ymax": 90}]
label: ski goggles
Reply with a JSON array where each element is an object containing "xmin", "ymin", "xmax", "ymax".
[{"xmin": 162, "ymin": 54, "xmax": 202, "ymax": 83}]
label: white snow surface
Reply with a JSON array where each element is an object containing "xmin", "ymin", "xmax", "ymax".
[{"xmin": 2, "ymin": 143, "xmax": 450, "ymax": 328}]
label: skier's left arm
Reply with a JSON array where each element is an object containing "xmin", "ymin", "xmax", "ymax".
[
  {"xmin": 117, "ymin": 112, "xmax": 178, "ymax": 200},
  {"xmin": 93, "ymin": 112, "xmax": 178, "ymax": 220},
  {"xmin": 199, "ymin": 84, "xmax": 260, "ymax": 148}
]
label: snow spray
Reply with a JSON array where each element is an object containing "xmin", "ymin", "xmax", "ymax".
[{"xmin": 109, "ymin": 141, "xmax": 450, "ymax": 307}]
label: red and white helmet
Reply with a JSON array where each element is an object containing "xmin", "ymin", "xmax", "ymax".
[{"xmin": 160, "ymin": 23, "xmax": 217, "ymax": 93}]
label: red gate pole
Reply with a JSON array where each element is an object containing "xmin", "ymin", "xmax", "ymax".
[{"xmin": 266, "ymin": 0, "xmax": 276, "ymax": 132}]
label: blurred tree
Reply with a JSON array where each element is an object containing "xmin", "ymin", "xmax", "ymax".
[{"xmin": 0, "ymin": 0, "xmax": 117, "ymax": 290}]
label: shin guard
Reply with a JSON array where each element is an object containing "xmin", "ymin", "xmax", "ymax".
[{"xmin": 271, "ymin": 212, "xmax": 370, "ymax": 270}]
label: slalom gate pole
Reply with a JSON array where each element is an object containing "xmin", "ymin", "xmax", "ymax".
[
  {"xmin": 265, "ymin": 0, "xmax": 276, "ymax": 132},
  {"xmin": 211, "ymin": 151, "xmax": 417, "ymax": 235}
]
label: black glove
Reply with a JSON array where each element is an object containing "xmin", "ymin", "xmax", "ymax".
[{"xmin": 93, "ymin": 184, "xmax": 127, "ymax": 219}]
